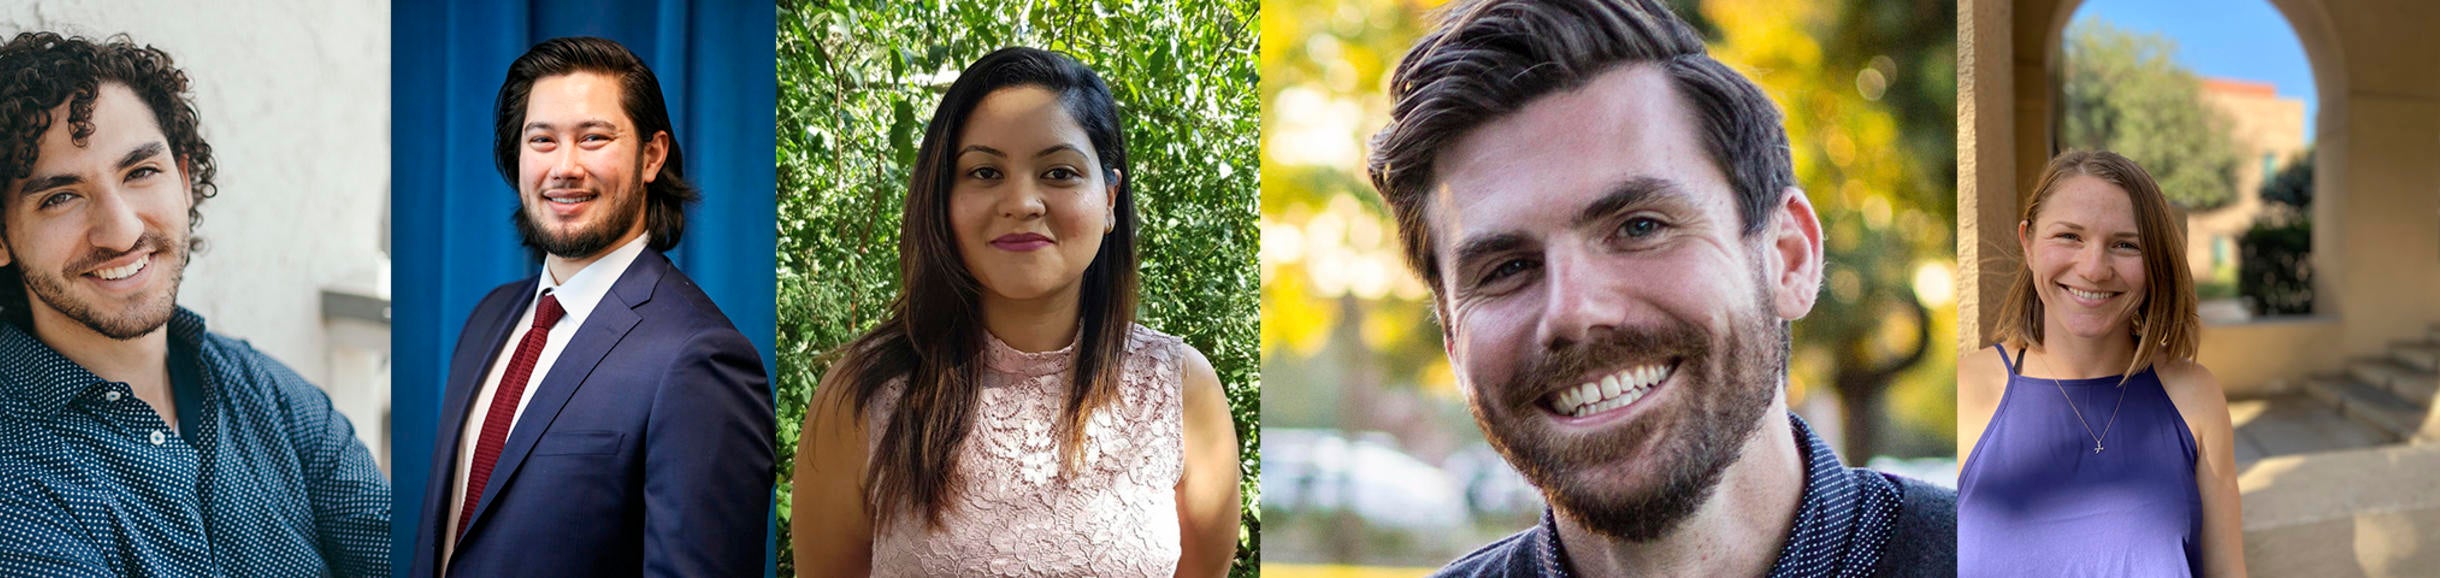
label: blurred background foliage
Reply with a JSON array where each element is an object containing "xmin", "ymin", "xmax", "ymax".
[
  {"xmin": 773, "ymin": 0, "xmax": 1261, "ymax": 576},
  {"xmin": 1258, "ymin": 0, "xmax": 1956, "ymax": 572},
  {"xmin": 2060, "ymin": 19, "xmax": 2243, "ymax": 211}
]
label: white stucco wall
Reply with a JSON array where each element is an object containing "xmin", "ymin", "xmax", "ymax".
[{"xmin": 0, "ymin": 0, "xmax": 392, "ymax": 468}]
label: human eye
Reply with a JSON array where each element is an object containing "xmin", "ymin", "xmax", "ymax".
[
  {"xmin": 37, "ymin": 191, "xmax": 76, "ymax": 210},
  {"xmin": 1476, "ymin": 257, "xmax": 1539, "ymax": 289}
]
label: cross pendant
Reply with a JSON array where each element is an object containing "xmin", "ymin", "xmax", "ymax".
[{"xmin": 2094, "ymin": 444, "xmax": 2104, "ymax": 453}]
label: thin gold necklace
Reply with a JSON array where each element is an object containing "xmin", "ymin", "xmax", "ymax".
[{"xmin": 2033, "ymin": 349, "xmax": 2125, "ymax": 454}]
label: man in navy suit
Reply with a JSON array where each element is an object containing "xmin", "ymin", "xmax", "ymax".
[{"xmin": 409, "ymin": 37, "xmax": 774, "ymax": 577}]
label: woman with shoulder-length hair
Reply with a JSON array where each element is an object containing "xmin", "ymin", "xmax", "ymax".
[
  {"xmin": 1958, "ymin": 150, "xmax": 2246, "ymax": 577},
  {"xmin": 788, "ymin": 46, "xmax": 1242, "ymax": 577}
]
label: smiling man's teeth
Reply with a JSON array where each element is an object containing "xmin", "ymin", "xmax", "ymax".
[
  {"xmin": 2065, "ymin": 287, "xmax": 2113, "ymax": 301},
  {"xmin": 1554, "ymin": 361, "xmax": 1676, "ymax": 417},
  {"xmin": 94, "ymin": 257, "xmax": 145, "ymax": 281}
]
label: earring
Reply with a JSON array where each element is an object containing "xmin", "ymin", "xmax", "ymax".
[{"xmin": 1105, "ymin": 213, "xmax": 1115, "ymax": 233}]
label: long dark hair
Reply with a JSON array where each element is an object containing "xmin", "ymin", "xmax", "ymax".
[
  {"xmin": 828, "ymin": 46, "xmax": 1139, "ymax": 531},
  {"xmin": 493, "ymin": 36, "xmax": 698, "ymax": 257}
]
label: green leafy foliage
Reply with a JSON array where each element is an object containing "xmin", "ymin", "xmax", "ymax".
[
  {"xmin": 774, "ymin": 1, "xmax": 1261, "ymax": 576},
  {"xmin": 2244, "ymin": 147, "xmax": 2315, "ymax": 315},
  {"xmin": 2060, "ymin": 19, "xmax": 2243, "ymax": 210}
]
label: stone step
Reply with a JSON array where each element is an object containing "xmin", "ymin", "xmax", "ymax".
[
  {"xmin": 2395, "ymin": 342, "xmax": 2440, "ymax": 372},
  {"xmin": 2306, "ymin": 377, "xmax": 2426, "ymax": 439},
  {"xmin": 2347, "ymin": 359, "xmax": 2440, "ymax": 407}
]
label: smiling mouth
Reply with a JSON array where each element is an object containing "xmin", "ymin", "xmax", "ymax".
[
  {"xmin": 543, "ymin": 190, "xmax": 597, "ymax": 205},
  {"xmin": 2061, "ymin": 284, "xmax": 2120, "ymax": 302},
  {"xmin": 1546, "ymin": 359, "xmax": 1679, "ymax": 418},
  {"xmin": 89, "ymin": 254, "xmax": 148, "ymax": 281}
]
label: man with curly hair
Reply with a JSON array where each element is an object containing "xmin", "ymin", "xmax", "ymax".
[{"xmin": 0, "ymin": 32, "xmax": 388, "ymax": 576}]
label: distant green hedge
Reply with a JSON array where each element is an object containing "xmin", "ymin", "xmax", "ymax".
[{"xmin": 773, "ymin": 1, "xmax": 1261, "ymax": 576}]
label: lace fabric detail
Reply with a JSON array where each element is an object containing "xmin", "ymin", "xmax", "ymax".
[{"xmin": 867, "ymin": 324, "xmax": 1188, "ymax": 577}]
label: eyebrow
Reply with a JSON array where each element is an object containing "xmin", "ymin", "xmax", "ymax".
[
  {"xmin": 14, "ymin": 141, "xmax": 169, "ymax": 199},
  {"xmin": 1451, "ymin": 232, "xmax": 1533, "ymax": 276},
  {"xmin": 1444, "ymin": 176, "xmax": 1681, "ymax": 277},
  {"xmin": 1571, "ymin": 176, "xmax": 1676, "ymax": 229},
  {"xmin": 525, "ymin": 120, "xmax": 620, "ymax": 133},
  {"xmin": 958, "ymin": 144, "xmax": 1086, "ymax": 159},
  {"xmin": 2043, "ymin": 220, "xmax": 2140, "ymax": 239}
]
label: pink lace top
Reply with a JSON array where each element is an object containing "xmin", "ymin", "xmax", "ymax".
[{"xmin": 867, "ymin": 324, "xmax": 1188, "ymax": 577}]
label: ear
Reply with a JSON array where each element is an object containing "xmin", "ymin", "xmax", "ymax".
[
  {"xmin": 1768, "ymin": 187, "xmax": 1824, "ymax": 320},
  {"xmin": 1438, "ymin": 300, "xmax": 1472, "ymax": 402},
  {"xmin": 1105, "ymin": 168, "xmax": 1122, "ymax": 207},
  {"xmin": 640, "ymin": 131, "xmax": 671, "ymax": 184},
  {"xmin": 2017, "ymin": 219, "xmax": 2034, "ymax": 256},
  {"xmin": 0, "ymin": 185, "xmax": 13, "ymax": 268}
]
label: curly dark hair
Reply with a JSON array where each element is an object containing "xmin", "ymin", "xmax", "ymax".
[{"xmin": 0, "ymin": 32, "xmax": 216, "ymax": 331}]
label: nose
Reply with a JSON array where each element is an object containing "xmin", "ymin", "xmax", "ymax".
[
  {"xmin": 2074, "ymin": 241, "xmax": 2113, "ymax": 283},
  {"xmin": 998, "ymin": 178, "xmax": 1046, "ymax": 220},
  {"xmin": 87, "ymin": 187, "xmax": 144, "ymax": 253},
  {"xmin": 546, "ymin": 147, "xmax": 584, "ymax": 183},
  {"xmin": 1537, "ymin": 247, "xmax": 1624, "ymax": 349}
]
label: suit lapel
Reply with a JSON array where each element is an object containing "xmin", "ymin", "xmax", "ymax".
[
  {"xmin": 427, "ymin": 280, "xmax": 535, "ymax": 543},
  {"xmin": 459, "ymin": 251, "xmax": 668, "ymax": 538}
]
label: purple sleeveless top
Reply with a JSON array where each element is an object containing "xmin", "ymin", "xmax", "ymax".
[{"xmin": 1960, "ymin": 347, "xmax": 2202, "ymax": 577}]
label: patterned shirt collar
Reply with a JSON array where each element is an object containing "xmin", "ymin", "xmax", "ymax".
[
  {"xmin": 0, "ymin": 307, "xmax": 208, "ymax": 418},
  {"xmin": 1531, "ymin": 412, "xmax": 1900, "ymax": 578}
]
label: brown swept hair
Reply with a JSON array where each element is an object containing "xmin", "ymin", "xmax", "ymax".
[
  {"xmin": 823, "ymin": 47, "xmax": 1139, "ymax": 532},
  {"xmin": 1366, "ymin": 0, "xmax": 1795, "ymax": 303},
  {"xmin": 1992, "ymin": 150, "xmax": 2200, "ymax": 377}
]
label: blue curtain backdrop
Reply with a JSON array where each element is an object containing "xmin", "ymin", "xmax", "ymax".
[{"xmin": 390, "ymin": 1, "xmax": 776, "ymax": 575}]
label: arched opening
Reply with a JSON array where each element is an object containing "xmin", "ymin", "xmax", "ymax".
[{"xmin": 2046, "ymin": 0, "xmax": 2321, "ymax": 322}]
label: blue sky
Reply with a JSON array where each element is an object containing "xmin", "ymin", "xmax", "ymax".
[{"xmin": 2074, "ymin": 0, "xmax": 2319, "ymax": 135}]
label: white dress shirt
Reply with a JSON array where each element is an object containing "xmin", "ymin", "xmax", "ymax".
[{"xmin": 442, "ymin": 234, "xmax": 649, "ymax": 566}]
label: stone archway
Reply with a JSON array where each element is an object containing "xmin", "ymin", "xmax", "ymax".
[
  {"xmin": 1962, "ymin": 0, "xmax": 2367, "ymax": 396},
  {"xmin": 1962, "ymin": 1, "xmax": 2440, "ymax": 573}
]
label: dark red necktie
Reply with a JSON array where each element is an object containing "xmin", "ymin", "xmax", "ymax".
[{"xmin": 458, "ymin": 292, "xmax": 565, "ymax": 540}]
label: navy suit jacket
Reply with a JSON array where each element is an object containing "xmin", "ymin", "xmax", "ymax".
[{"xmin": 410, "ymin": 250, "xmax": 773, "ymax": 577}]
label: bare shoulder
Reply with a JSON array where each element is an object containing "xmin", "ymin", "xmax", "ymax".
[
  {"xmin": 1177, "ymin": 341, "xmax": 1223, "ymax": 402},
  {"xmin": 2154, "ymin": 359, "xmax": 2234, "ymax": 440},
  {"xmin": 2155, "ymin": 359, "xmax": 2230, "ymax": 414},
  {"xmin": 1958, "ymin": 345, "xmax": 2010, "ymax": 409}
]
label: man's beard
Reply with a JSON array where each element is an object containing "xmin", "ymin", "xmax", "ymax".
[
  {"xmin": 19, "ymin": 230, "xmax": 186, "ymax": 340},
  {"xmin": 514, "ymin": 175, "xmax": 648, "ymax": 260},
  {"xmin": 1466, "ymin": 282, "xmax": 1786, "ymax": 543}
]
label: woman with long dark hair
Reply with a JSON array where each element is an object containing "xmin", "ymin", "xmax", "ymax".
[
  {"xmin": 788, "ymin": 47, "xmax": 1241, "ymax": 577},
  {"xmin": 1958, "ymin": 150, "xmax": 2246, "ymax": 577}
]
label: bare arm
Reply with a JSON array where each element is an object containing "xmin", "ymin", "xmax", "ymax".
[
  {"xmin": 1173, "ymin": 346, "xmax": 1241, "ymax": 578},
  {"xmin": 792, "ymin": 363, "xmax": 875, "ymax": 578},
  {"xmin": 2161, "ymin": 362, "xmax": 2247, "ymax": 578}
]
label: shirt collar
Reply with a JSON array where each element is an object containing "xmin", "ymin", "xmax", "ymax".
[
  {"xmin": 0, "ymin": 307, "xmax": 209, "ymax": 418},
  {"xmin": 1531, "ymin": 412, "xmax": 1898, "ymax": 577},
  {"xmin": 534, "ymin": 234, "xmax": 649, "ymax": 326}
]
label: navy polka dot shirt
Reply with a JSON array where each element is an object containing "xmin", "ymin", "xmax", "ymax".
[
  {"xmin": 0, "ymin": 308, "xmax": 389, "ymax": 577},
  {"xmin": 1430, "ymin": 413, "xmax": 1959, "ymax": 577}
]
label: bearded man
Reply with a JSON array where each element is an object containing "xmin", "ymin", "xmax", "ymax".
[
  {"xmin": 407, "ymin": 36, "xmax": 773, "ymax": 578},
  {"xmin": 1364, "ymin": 1, "xmax": 1957, "ymax": 576}
]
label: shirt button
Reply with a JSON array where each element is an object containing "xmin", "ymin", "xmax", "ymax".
[
  {"xmin": 103, "ymin": 391, "xmax": 122, "ymax": 402},
  {"xmin": 149, "ymin": 430, "xmax": 166, "ymax": 445}
]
